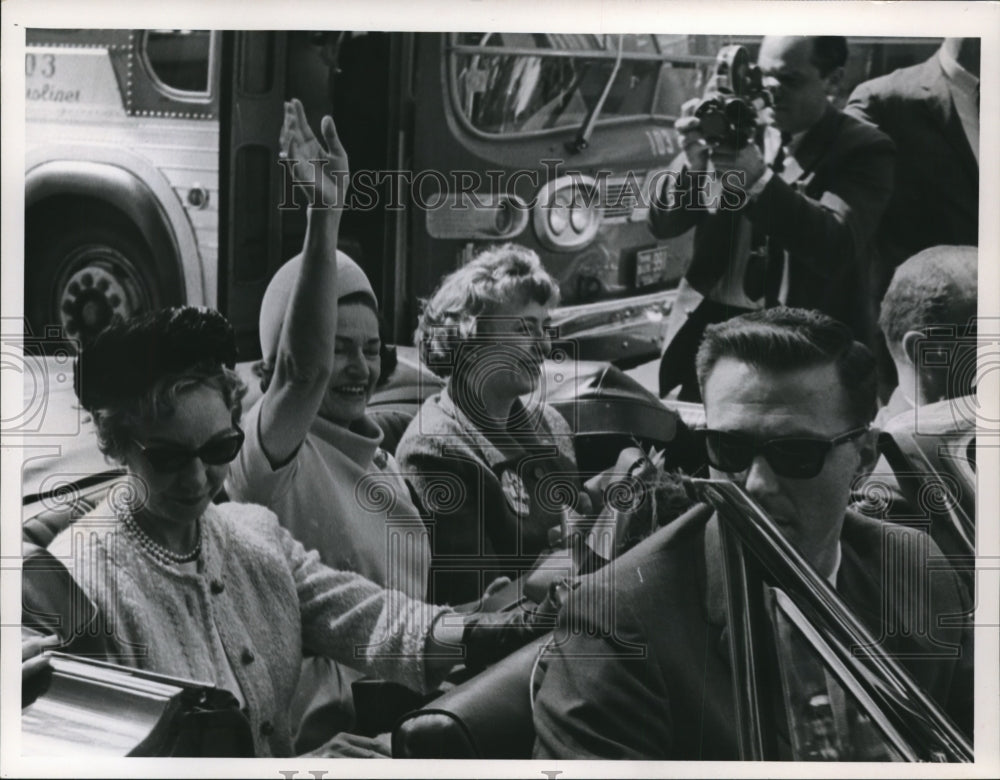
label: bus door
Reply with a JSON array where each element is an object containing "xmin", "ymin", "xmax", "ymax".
[
  {"xmin": 295, "ymin": 31, "xmax": 413, "ymax": 333},
  {"xmin": 218, "ymin": 31, "xmax": 289, "ymax": 358}
]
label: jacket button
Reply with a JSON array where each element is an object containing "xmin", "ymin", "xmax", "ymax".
[
  {"xmin": 210, "ymin": 579, "xmax": 224, "ymax": 594},
  {"xmin": 241, "ymin": 648, "xmax": 255, "ymax": 664},
  {"xmin": 260, "ymin": 720, "xmax": 274, "ymax": 736}
]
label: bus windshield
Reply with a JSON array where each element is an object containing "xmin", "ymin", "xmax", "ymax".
[{"xmin": 449, "ymin": 33, "xmax": 714, "ymax": 136}]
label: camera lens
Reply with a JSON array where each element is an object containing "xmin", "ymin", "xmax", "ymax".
[{"xmin": 694, "ymin": 100, "xmax": 729, "ymax": 145}]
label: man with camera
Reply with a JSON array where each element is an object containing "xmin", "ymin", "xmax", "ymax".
[{"xmin": 652, "ymin": 36, "xmax": 895, "ymax": 401}]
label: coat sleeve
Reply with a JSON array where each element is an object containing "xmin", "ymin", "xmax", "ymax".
[
  {"xmin": 843, "ymin": 80, "xmax": 884, "ymax": 127},
  {"xmin": 396, "ymin": 440, "xmax": 502, "ymax": 563},
  {"xmin": 648, "ymin": 160, "xmax": 708, "ymax": 239},
  {"xmin": 279, "ymin": 522, "xmax": 451, "ymax": 693},
  {"xmin": 743, "ymin": 128, "xmax": 895, "ymax": 284},
  {"xmin": 532, "ymin": 583, "xmax": 674, "ymax": 759}
]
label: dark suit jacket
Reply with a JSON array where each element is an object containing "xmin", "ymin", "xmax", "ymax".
[
  {"xmin": 532, "ymin": 507, "xmax": 973, "ymax": 760},
  {"xmin": 845, "ymin": 53, "xmax": 979, "ymax": 301},
  {"xmin": 651, "ymin": 105, "xmax": 894, "ymax": 344}
]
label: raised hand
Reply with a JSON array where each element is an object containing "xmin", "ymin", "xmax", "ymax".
[{"xmin": 279, "ymin": 97, "xmax": 349, "ymax": 209}]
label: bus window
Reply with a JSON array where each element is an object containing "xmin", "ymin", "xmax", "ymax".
[
  {"xmin": 141, "ymin": 30, "xmax": 213, "ymax": 97},
  {"xmin": 450, "ymin": 33, "xmax": 695, "ymax": 136}
]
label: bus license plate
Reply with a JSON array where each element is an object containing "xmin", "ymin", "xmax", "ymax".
[{"xmin": 635, "ymin": 246, "xmax": 669, "ymax": 287}]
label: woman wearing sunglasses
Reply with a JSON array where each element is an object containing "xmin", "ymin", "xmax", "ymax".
[{"xmin": 44, "ymin": 305, "xmax": 557, "ymax": 758}]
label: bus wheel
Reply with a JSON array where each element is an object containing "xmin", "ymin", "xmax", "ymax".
[{"xmin": 27, "ymin": 225, "xmax": 163, "ymax": 349}]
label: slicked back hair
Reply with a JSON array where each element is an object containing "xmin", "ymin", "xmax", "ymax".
[{"xmin": 696, "ymin": 307, "xmax": 877, "ymax": 426}]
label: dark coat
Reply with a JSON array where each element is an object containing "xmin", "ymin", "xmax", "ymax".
[
  {"xmin": 845, "ymin": 52, "xmax": 979, "ymax": 301},
  {"xmin": 532, "ymin": 507, "xmax": 973, "ymax": 760},
  {"xmin": 651, "ymin": 104, "xmax": 895, "ymax": 346}
]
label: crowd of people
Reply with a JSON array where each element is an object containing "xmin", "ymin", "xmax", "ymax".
[{"xmin": 21, "ymin": 34, "xmax": 979, "ymax": 761}]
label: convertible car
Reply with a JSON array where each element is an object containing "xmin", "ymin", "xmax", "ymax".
[{"xmin": 16, "ymin": 348, "xmax": 977, "ymax": 761}]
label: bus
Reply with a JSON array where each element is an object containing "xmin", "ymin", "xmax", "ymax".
[{"xmin": 24, "ymin": 30, "xmax": 942, "ymax": 362}]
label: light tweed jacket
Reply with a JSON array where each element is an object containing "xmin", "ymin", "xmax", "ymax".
[{"xmin": 48, "ymin": 498, "xmax": 449, "ymax": 757}]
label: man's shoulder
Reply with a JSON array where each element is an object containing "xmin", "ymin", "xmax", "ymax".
[
  {"xmin": 840, "ymin": 509, "xmax": 948, "ymax": 573},
  {"xmin": 832, "ymin": 106, "xmax": 894, "ymax": 151},
  {"xmin": 579, "ymin": 505, "xmax": 713, "ymax": 606},
  {"xmin": 848, "ymin": 56, "xmax": 939, "ymax": 106}
]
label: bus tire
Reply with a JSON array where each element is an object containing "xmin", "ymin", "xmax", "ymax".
[{"xmin": 26, "ymin": 219, "xmax": 177, "ymax": 350}]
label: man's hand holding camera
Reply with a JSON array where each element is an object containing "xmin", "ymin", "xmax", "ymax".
[
  {"xmin": 674, "ymin": 101, "xmax": 769, "ymax": 212},
  {"xmin": 671, "ymin": 44, "xmax": 775, "ymax": 205},
  {"xmin": 676, "ymin": 98, "xmax": 711, "ymax": 171},
  {"xmin": 709, "ymin": 140, "xmax": 768, "ymax": 191}
]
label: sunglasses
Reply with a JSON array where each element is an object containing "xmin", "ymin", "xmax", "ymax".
[
  {"xmin": 132, "ymin": 426, "xmax": 245, "ymax": 473},
  {"xmin": 695, "ymin": 426, "xmax": 869, "ymax": 480}
]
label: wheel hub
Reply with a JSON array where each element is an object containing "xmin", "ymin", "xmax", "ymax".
[{"xmin": 56, "ymin": 249, "xmax": 147, "ymax": 344}]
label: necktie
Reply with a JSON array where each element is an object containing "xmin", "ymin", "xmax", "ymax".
[
  {"xmin": 762, "ymin": 135, "xmax": 793, "ymax": 306},
  {"xmin": 743, "ymin": 137, "xmax": 788, "ymax": 304}
]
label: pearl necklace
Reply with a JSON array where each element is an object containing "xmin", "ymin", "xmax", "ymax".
[{"xmin": 120, "ymin": 510, "xmax": 202, "ymax": 566}]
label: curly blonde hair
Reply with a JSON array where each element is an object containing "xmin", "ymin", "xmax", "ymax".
[{"xmin": 415, "ymin": 244, "xmax": 560, "ymax": 377}]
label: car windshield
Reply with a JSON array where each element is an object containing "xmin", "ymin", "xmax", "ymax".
[{"xmin": 449, "ymin": 33, "xmax": 716, "ymax": 136}]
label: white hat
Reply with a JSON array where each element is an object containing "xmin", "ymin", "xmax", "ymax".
[{"xmin": 258, "ymin": 251, "xmax": 378, "ymax": 361}]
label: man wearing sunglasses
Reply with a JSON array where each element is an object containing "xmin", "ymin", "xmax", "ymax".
[{"xmin": 533, "ymin": 307, "xmax": 972, "ymax": 759}]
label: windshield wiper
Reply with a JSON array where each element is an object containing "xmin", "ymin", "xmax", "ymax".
[{"xmin": 566, "ymin": 34, "xmax": 624, "ymax": 154}]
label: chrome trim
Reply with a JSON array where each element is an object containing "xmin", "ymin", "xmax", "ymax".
[
  {"xmin": 138, "ymin": 30, "xmax": 216, "ymax": 104},
  {"xmin": 532, "ymin": 174, "xmax": 601, "ymax": 251},
  {"xmin": 718, "ymin": 518, "xmax": 767, "ymax": 759},
  {"xmin": 771, "ymin": 588, "xmax": 917, "ymax": 761},
  {"xmin": 449, "ymin": 42, "xmax": 717, "ymax": 65},
  {"xmin": 690, "ymin": 478, "xmax": 974, "ymax": 762}
]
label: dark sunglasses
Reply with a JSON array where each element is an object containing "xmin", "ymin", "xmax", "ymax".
[
  {"xmin": 695, "ymin": 426, "xmax": 869, "ymax": 480},
  {"xmin": 132, "ymin": 426, "xmax": 245, "ymax": 473}
]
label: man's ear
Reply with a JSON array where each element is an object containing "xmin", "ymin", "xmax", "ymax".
[
  {"xmin": 900, "ymin": 330, "xmax": 924, "ymax": 367},
  {"xmin": 824, "ymin": 65, "xmax": 845, "ymax": 96}
]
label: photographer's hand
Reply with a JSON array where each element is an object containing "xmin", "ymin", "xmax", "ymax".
[
  {"xmin": 676, "ymin": 97, "xmax": 710, "ymax": 171},
  {"xmin": 709, "ymin": 142, "xmax": 768, "ymax": 191}
]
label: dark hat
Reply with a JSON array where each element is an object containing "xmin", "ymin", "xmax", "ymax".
[{"xmin": 74, "ymin": 306, "xmax": 238, "ymax": 412}]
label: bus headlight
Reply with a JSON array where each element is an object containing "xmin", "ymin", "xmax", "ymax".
[{"xmin": 534, "ymin": 175, "xmax": 600, "ymax": 252}]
